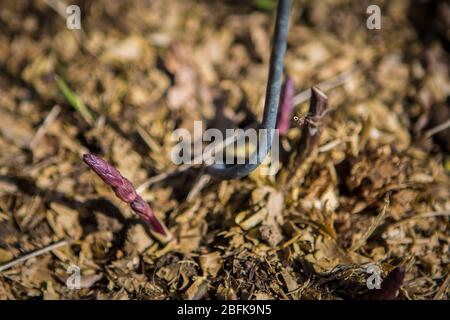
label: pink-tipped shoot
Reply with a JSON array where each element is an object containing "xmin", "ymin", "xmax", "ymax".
[
  {"xmin": 276, "ymin": 77, "xmax": 295, "ymax": 135},
  {"xmin": 83, "ymin": 154, "xmax": 168, "ymax": 237},
  {"xmin": 371, "ymin": 266, "xmax": 406, "ymax": 300}
]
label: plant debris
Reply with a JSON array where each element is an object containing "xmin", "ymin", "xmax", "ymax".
[{"xmin": 0, "ymin": 0, "xmax": 449, "ymax": 300}]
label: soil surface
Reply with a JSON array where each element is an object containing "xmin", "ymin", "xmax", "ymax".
[{"xmin": 0, "ymin": 0, "xmax": 449, "ymax": 299}]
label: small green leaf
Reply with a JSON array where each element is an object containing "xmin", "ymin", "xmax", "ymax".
[
  {"xmin": 253, "ymin": 0, "xmax": 277, "ymax": 11},
  {"xmin": 56, "ymin": 76, "xmax": 94, "ymax": 125}
]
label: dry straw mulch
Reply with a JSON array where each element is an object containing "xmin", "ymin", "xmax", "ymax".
[{"xmin": 0, "ymin": 0, "xmax": 449, "ymax": 299}]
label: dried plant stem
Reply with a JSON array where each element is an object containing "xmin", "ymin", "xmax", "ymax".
[
  {"xmin": 29, "ymin": 104, "xmax": 61, "ymax": 149},
  {"xmin": 387, "ymin": 209, "xmax": 450, "ymax": 230},
  {"xmin": 187, "ymin": 173, "xmax": 211, "ymax": 202},
  {"xmin": 423, "ymin": 119, "xmax": 450, "ymax": 139},
  {"xmin": 349, "ymin": 195, "xmax": 390, "ymax": 252},
  {"xmin": 433, "ymin": 274, "xmax": 450, "ymax": 300},
  {"xmin": 43, "ymin": 0, "xmax": 86, "ymax": 42},
  {"xmin": 0, "ymin": 240, "xmax": 69, "ymax": 273},
  {"xmin": 292, "ymin": 67, "xmax": 357, "ymax": 106}
]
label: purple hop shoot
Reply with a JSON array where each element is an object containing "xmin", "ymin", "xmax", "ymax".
[
  {"xmin": 371, "ymin": 266, "xmax": 406, "ymax": 300},
  {"xmin": 83, "ymin": 154, "xmax": 167, "ymax": 237},
  {"xmin": 276, "ymin": 77, "xmax": 295, "ymax": 136}
]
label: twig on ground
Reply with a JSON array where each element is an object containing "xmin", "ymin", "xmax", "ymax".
[
  {"xmin": 187, "ymin": 173, "xmax": 211, "ymax": 202},
  {"xmin": 349, "ymin": 195, "xmax": 390, "ymax": 252},
  {"xmin": 433, "ymin": 274, "xmax": 450, "ymax": 300},
  {"xmin": 43, "ymin": 0, "xmax": 86, "ymax": 42},
  {"xmin": 387, "ymin": 209, "xmax": 450, "ymax": 230},
  {"xmin": 292, "ymin": 67, "xmax": 357, "ymax": 106},
  {"xmin": 423, "ymin": 119, "xmax": 450, "ymax": 139},
  {"xmin": 29, "ymin": 104, "xmax": 61, "ymax": 149},
  {"xmin": 0, "ymin": 240, "xmax": 69, "ymax": 273}
]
